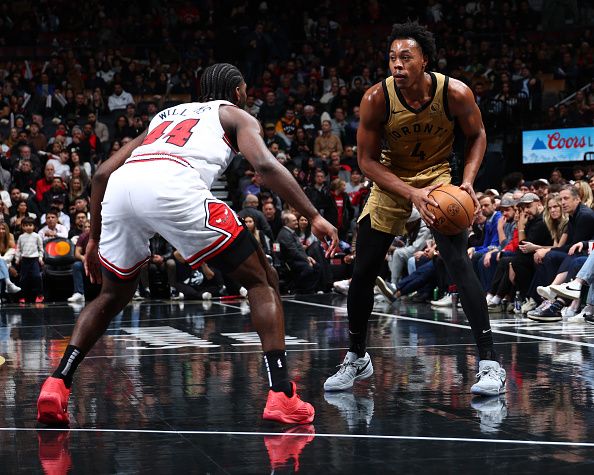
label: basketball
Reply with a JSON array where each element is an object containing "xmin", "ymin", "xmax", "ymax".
[{"xmin": 427, "ymin": 184, "xmax": 475, "ymax": 236}]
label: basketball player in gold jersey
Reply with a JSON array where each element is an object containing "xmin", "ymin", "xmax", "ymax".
[{"xmin": 324, "ymin": 22, "xmax": 506, "ymax": 396}]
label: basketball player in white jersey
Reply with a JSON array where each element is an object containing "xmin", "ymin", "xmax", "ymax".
[{"xmin": 37, "ymin": 63, "xmax": 339, "ymax": 425}]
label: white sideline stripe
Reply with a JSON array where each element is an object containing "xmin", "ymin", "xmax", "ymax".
[
  {"xmin": 290, "ymin": 300, "xmax": 594, "ymax": 349},
  {"xmin": 2, "ymin": 427, "xmax": 594, "ymax": 447}
]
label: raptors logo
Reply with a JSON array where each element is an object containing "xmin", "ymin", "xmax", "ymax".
[{"xmin": 447, "ymin": 204, "xmax": 460, "ymax": 216}]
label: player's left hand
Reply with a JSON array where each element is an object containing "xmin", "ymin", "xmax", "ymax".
[
  {"xmin": 85, "ymin": 238, "xmax": 102, "ymax": 284},
  {"xmin": 311, "ymin": 215, "xmax": 339, "ymax": 258},
  {"xmin": 459, "ymin": 181, "xmax": 480, "ymax": 216}
]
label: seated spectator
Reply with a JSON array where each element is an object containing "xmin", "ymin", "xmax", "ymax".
[
  {"xmin": 388, "ymin": 207, "xmax": 432, "ymax": 286},
  {"xmin": 45, "ymin": 149, "xmax": 72, "ymax": 182},
  {"xmin": 237, "ymin": 194, "xmax": 273, "ymax": 239},
  {"xmin": 68, "ymin": 177, "xmax": 89, "ymax": 204},
  {"xmin": 35, "ymin": 163, "xmax": 55, "ymax": 203},
  {"xmin": 510, "ymin": 193, "xmax": 558, "ymax": 311},
  {"xmin": 262, "ymin": 202, "xmax": 282, "ymax": 239},
  {"xmin": 138, "ymin": 234, "xmax": 181, "ymax": 300},
  {"xmin": 38, "ymin": 209, "xmax": 68, "ymax": 241},
  {"xmin": 68, "ymin": 211, "xmax": 88, "ymax": 241},
  {"xmin": 40, "ymin": 178, "xmax": 68, "ymax": 215},
  {"xmin": 113, "ymin": 114, "xmax": 136, "ymax": 142},
  {"xmin": 87, "ymin": 112, "xmax": 109, "ymax": 151},
  {"xmin": 244, "ymin": 216, "xmax": 271, "ymax": 256},
  {"xmin": 108, "ymin": 83, "xmax": 134, "ymax": 112},
  {"xmin": 40, "ymin": 198, "xmax": 70, "ymax": 230},
  {"xmin": 11, "ymin": 159, "xmax": 38, "ymax": 195},
  {"xmin": 71, "ymin": 164, "xmax": 91, "ymax": 191},
  {"xmin": 326, "ymin": 178, "xmax": 353, "ymax": 241},
  {"xmin": 0, "ymin": 201, "xmax": 10, "ymax": 224},
  {"xmin": 67, "ymin": 220, "xmax": 91, "ymax": 304},
  {"xmin": 9, "ymin": 200, "xmax": 38, "ymax": 238},
  {"xmin": 68, "ymin": 197, "xmax": 89, "ymax": 223},
  {"xmin": 276, "ymin": 211, "xmax": 322, "ymax": 293},
  {"xmin": 295, "ymin": 215, "xmax": 319, "ymax": 249},
  {"xmin": 14, "ymin": 217, "xmax": 44, "ymax": 303},
  {"xmin": 275, "ymin": 107, "xmax": 300, "ymax": 147},
  {"xmin": 314, "ymin": 120, "xmax": 343, "ymax": 158},
  {"xmin": 263, "ymin": 122, "xmax": 287, "ymax": 151},
  {"xmin": 305, "ymin": 170, "xmax": 332, "ymax": 214},
  {"xmin": 0, "ymin": 222, "xmax": 20, "ymax": 295}
]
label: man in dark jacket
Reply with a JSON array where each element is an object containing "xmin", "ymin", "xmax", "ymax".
[{"xmin": 277, "ymin": 212, "xmax": 321, "ymax": 293}]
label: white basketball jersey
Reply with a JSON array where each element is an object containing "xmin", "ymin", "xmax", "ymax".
[{"xmin": 127, "ymin": 100, "xmax": 237, "ymax": 189}]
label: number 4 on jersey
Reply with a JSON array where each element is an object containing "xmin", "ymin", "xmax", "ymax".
[
  {"xmin": 142, "ymin": 119, "xmax": 200, "ymax": 147},
  {"xmin": 411, "ymin": 142, "xmax": 427, "ymax": 161}
]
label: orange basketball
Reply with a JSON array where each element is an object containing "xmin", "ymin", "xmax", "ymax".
[{"xmin": 427, "ymin": 184, "xmax": 475, "ymax": 236}]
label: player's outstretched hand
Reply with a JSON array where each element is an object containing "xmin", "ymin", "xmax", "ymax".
[
  {"xmin": 311, "ymin": 215, "xmax": 339, "ymax": 258},
  {"xmin": 459, "ymin": 182, "xmax": 480, "ymax": 216},
  {"xmin": 84, "ymin": 238, "xmax": 102, "ymax": 285}
]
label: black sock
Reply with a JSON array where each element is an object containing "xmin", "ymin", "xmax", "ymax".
[
  {"xmin": 52, "ymin": 345, "xmax": 85, "ymax": 388},
  {"xmin": 348, "ymin": 331, "xmax": 366, "ymax": 358},
  {"xmin": 479, "ymin": 347, "xmax": 498, "ymax": 362},
  {"xmin": 263, "ymin": 350, "xmax": 292, "ymax": 397}
]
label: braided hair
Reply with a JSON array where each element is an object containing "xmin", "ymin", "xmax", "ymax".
[{"xmin": 199, "ymin": 63, "xmax": 245, "ymax": 103}]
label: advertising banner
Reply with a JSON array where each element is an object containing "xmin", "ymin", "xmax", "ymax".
[{"xmin": 522, "ymin": 127, "xmax": 594, "ymax": 164}]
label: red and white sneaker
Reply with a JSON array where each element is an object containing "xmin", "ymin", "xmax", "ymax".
[
  {"xmin": 264, "ymin": 424, "xmax": 315, "ymax": 471},
  {"xmin": 37, "ymin": 377, "xmax": 71, "ymax": 425},
  {"xmin": 262, "ymin": 382, "xmax": 315, "ymax": 424}
]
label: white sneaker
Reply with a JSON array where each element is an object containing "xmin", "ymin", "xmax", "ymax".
[
  {"xmin": 201, "ymin": 291, "xmax": 212, "ymax": 300},
  {"xmin": 67, "ymin": 292, "xmax": 85, "ymax": 303},
  {"xmin": 537, "ymin": 285, "xmax": 556, "ymax": 301},
  {"xmin": 550, "ymin": 281, "xmax": 582, "ymax": 301},
  {"xmin": 132, "ymin": 291, "xmax": 145, "ymax": 301},
  {"xmin": 471, "ymin": 360, "xmax": 506, "ymax": 396},
  {"xmin": 561, "ymin": 306, "xmax": 577, "ymax": 318},
  {"xmin": 333, "ymin": 279, "xmax": 350, "ymax": 295},
  {"xmin": 324, "ymin": 352, "xmax": 374, "ymax": 391},
  {"xmin": 431, "ymin": 293, "xmax": 452, "ymax": 307},
  {"xmin": 567, "ymin": 304, "xmax": 594, "ymax": 323},
  {"xmin": 520, "ymin": 297, "xmax": 537, "ymax": 314},
  {"xmin": 5, "ymin": 281, "xmax": 21, "ymax": 294}
]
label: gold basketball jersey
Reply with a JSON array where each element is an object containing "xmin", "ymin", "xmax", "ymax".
[
  {"xmin": 359, "ymin": 72, "xmax": 455, "ymax": 235},
  {"xmin": 380, "ymin": 72, "xmax": 454, "ymax": 176}
]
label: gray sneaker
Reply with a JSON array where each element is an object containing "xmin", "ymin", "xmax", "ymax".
[
  {"xmin": 375, "ymin": 277, "xmax": 396, "ymax": 302},
  {"xmin": 471, "ymin": 360, "xmax": 506, "ymax": 396},
  {"xmin": 324, "ymin": 352, "xmax": 374, "ymax": 391}
]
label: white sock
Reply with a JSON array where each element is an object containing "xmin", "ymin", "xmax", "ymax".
[{"xmin": 490, "ymin": 295, "xmax": 501, "ymax": 305}]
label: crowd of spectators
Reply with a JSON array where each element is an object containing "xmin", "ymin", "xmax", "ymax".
[{"xmin": 0, "ymin": 1, "xmax": 592, "ymax": 300}]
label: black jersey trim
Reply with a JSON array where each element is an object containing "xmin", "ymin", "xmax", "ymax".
[
  {"xmin": 394, "ymin": 72, "xmax": 437, "ymax": 114},
  {"xmin": 443, "ymin": 75, "xmax": 453, "ymax": 121},
  {"xmin": 381, "ymin": 78, "xmax": 390, "ymax": 124}
]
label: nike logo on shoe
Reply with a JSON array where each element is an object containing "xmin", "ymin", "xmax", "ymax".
[
  {"xmin": 482, "ymin": 329, "xmax": 491, "ymax": 334},
  {"xmin": 356, "ymin": 361, "xmax": 370, "ymax": 376}
]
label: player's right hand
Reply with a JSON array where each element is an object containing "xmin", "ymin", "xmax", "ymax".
[
  {"xmin": 311, "ymin": 215, "xmax": 339, "ymax": 258},
  {"xmin": 84, "ymin": 238, "xmax": 102, "ymax": 285},
  {"xmin": 410, "ymin": 185, "xmax": 440, "ymax": 227}
]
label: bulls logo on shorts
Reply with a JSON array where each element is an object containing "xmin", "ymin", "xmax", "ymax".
[{"xmin": 186, "ymin": 199, "xmax": 244, "ymax": 269}]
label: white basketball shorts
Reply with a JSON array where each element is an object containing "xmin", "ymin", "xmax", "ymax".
[{"xmin": 98, "ymin": 158, "xmax": 244, "ymax": 279}]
